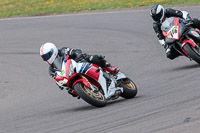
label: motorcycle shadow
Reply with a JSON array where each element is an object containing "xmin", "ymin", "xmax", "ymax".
[
  {"xmin": 169, "ymin": 63, "xmax": 200, "ymax": 72},
  {"xmin": 69, "ymin": 96, "xmax": 140, "ymax": 111},
  {"xmin": 52, "ymin": 97, "xmax": 140, "ymax": 114},
  {"xmin": 67, "ymin": 99, "xmax": 128, "ymax": 112}
]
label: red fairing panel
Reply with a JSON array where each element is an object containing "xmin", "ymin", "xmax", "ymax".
[
  {"xmin": 65, "ymin": 59, "xmax": 71, "ymax": 78},
  {"xmin": 55, "ymin": 76, "xmax": 64, "ymax": 81},
  {"xmin": 86, "ymin": 67, "xmax": 100, "ymax": 81},
  {"xmin": 174, "ymin": 17, "xmax": 180, "ymax": 40},
  {"xmin": 90, "ymin": 64, "xmax": 99, "ymax": 68},
  {"xmin": 174, "ymin": 17, "xmax": 179, "ymax": 27},
  {"xmin": 162, "ymin": 31, "xmax": 167, "ymax": 37}
]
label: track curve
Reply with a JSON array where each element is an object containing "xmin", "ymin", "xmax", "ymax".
[{"xmin": 1, "ymin": 6, "xmax": 200, "ymax": 133}]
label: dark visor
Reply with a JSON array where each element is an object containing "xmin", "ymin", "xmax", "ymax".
[
  {"xmin": 41, "ymin": 49, "xmax": 54, "ymax": 61},
  {"xmin": 152, "ymin": 9, "xmax": 163, "ymax": 22}
]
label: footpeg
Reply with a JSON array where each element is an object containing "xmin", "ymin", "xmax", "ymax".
[{"xmin": 110, "ymin": 90, "xmax": 121, "ymax": 100}]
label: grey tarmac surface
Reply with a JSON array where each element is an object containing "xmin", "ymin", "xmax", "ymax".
[{"xmin": 1, "ymin": 6, "xmax": 200, "ymax": 133}]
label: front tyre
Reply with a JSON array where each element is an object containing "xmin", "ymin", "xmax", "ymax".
[
  {"xmin": 120, "ymin": 78, "xmax": 137, "ymax": 99},
  {"xmin": 183, "ymin": 44, "xmax": 200, "ymax": 64},
  {"xmin": 74, "ymin": 82, "xmax": 107, "ymax": 107}
]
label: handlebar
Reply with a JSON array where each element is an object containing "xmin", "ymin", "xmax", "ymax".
[{"xmin": 183, "ymin": 19, "xmax": 193, "ymax": 26}]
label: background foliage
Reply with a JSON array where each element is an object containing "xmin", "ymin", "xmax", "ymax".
[{"xmin": 0, "ymin": 0, "xmax": 200, "ymax": 18}]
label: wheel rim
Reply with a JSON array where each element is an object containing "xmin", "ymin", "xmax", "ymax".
[
  {"xmin": 80, "ymin": 83, "xmax": 105, "ymax": 101},
  {"xmin": 121, "ymin": 81, "xmax": 136, "ymax": 90}
]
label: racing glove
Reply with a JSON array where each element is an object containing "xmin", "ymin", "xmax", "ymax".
[
  {"xmin": 159, "ymin": 39, "xmax": 170, "ymax": 50},
  {"xmin": 181, "ymin": 11, "xmax": 192, "ymax": 20},
  {"xmin": 56, "ymin": 79, "xmax": 68, "ymax": 90},
  {"xmin": 58, "ymin": 79, "xmax": 68, "ymax": 84},
  {"xmin": 159, "ymin": 39, "xmax": 166, "ymax": 47}
]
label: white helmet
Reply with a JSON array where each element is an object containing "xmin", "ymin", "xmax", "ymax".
[{"xmin": 40, "ymin": 42, "xmax": 58, "ymax": 65}]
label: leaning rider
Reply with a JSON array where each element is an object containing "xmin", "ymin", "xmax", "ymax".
[
  {"xmin": 150, "ymin": 3, "xmax": 200, "ymax": 60},
  {"xmin": 40, "ymin": 42, "xmax": 119, "ymax": 95}
]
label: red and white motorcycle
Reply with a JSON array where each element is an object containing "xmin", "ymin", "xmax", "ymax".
[{"xmin": 55, "ymin": 55, "xmax": 137, "ymax": 107}]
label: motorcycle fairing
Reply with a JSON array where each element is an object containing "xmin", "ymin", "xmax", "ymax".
[
  {"xmin": 161, "ymin": 17, "xmax": 187, "ymax": 45},
  {"xmin": 75, "ymin": 62, "xmax": 123, "ymax": 99},
  {"xmin": 116, "ymin": 72, "xmax": 127, "ymax": 80},
  {"xmin": 74, "ymin": 63, "xmax": 113, "ymax": 99},
  {"xmin": 76, "ymin": 62, "xmax": 100, "ymax": 81},
  {"xmin": 97, "ymin": 70, "xmax": 108, "ymax": 98},
  {"xmin": 191, "ymin": 30, "xmax": 200, "ymax": 38},
  {"xmin": 166, "ymin": 17, "xmax": 179, "ymax": 40},
  {"xmin": 187, "ymin": 28, "xmax": 200, "ymax": 42}
]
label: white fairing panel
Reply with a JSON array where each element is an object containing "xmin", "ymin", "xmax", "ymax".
[
  {"xmin": 71, "ymin": 59, "xmax": 77, "ymax": 70},
  {"xmin": 98, "ymin": 70, "xmax": 108, "ymax": 97},
  {"xmin": 116, "ymin": 72, "xmax": 127, "ymax": 80},
  {"xmin": 75, "ymin": 62, "xmax": 91, "ymax": 73},
  {"xmin": 75, "ymin": 62, "xmax": 83, "ymax": 73}
]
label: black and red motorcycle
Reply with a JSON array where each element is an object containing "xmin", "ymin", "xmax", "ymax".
[{"xmin": 161, "ymin": 17, "xmax": 200, "ymax": 64}]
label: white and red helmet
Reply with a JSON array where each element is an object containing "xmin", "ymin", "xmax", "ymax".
[{"xmin": 40, "ymin": 42, "xmax": 58, "ymax": 65}]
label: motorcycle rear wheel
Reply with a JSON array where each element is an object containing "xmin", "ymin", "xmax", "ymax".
[
  {"xmin": 74, "ymin": 82, "xmax": 107, "ymax": 107},
  {"xmin": 120, "ymin": 78, "xmax": 137, "ymax": 99},
  {"xmin": 183, "ymin": 44, "xmax": 200, "ymax": 64}
]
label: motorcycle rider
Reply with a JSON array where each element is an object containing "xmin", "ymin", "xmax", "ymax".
[
  {"xmin": 150, "ymin": 4, "xmax": 200, "ymax": 59},
  {"xmin": 40, "ymin": 42, "xmax": 119, "ymax": 95}
]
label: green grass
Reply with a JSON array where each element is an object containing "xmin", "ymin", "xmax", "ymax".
[{"xmin": 0, "ymin": 0, "xmax": 200, "ymax": 18}]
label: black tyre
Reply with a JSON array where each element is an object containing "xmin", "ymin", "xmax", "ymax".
[
  {"xmin": 183, "ymin": 44, "xmax": 200, "ymax": 64},
  {"xmin": 120, "ymin": 78, "xmax": 137, "ymax": 99},
  {"xmin": 74, "ymin": 82, "xmax": 107, "ymax": 107}
]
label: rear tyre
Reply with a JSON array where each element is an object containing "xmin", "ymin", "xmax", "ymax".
[
  {"xmin": 74, "ymin": 82, "xmax": 107, "ymax": 107},
  {"xmin": 183, "ymin": 44, "xmax": 200, "ymax": 64},
  {"xmin": 120, "ymin": 78, "xmax": 137, "ymax": 99}
]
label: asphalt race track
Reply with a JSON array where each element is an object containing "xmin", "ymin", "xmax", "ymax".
[{"xmin": 1, "ymin": 6, "xmax": 200, "ymax": 133}]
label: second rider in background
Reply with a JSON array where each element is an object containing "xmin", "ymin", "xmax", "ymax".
[{"xmin": 150, "ymin": 4, "xmax": 200, "ymax": 60}]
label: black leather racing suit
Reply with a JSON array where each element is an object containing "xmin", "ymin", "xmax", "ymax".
[{"xmin": 153, "ymin": 8, "xmax": 200, "ymax": 59}]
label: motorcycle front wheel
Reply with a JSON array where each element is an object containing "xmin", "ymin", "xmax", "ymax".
[
  {"xmin": 74, "ymin": 82, "xmax": 107, "ymax": 107},
  {"xmin": 120, "ymin": 78, "xmax": 137, "ymax": 99},
  {"xmin": 183, "ymin": 44, "xmax": 200, "ymax": 64}
]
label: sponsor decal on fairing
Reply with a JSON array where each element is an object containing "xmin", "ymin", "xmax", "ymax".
[{"xmin": 191, "ymin": 31, "xmax": 200, "ymax": 38}]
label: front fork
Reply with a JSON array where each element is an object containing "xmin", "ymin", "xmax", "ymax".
[{"xmin": 176, "ymin": 35, "xmax": 200, "ymax": 56}]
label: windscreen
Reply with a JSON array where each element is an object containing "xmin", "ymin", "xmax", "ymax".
[{"xmin": 161, "ymin": 17, "xmax": 175, "ymax": 33}]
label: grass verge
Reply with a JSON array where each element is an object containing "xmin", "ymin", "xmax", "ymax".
[{"xmin": 0, "ymin": 0, "xmax": 200, "ymax": 18}]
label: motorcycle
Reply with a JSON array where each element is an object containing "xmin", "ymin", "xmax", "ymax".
[
  {"xmin": 161, "ymin": 17, "xmax": 200, "ymax": 64},
  {"xmin": 54, "ymin": 55, "xmax": 137, "ymax": 107}
]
